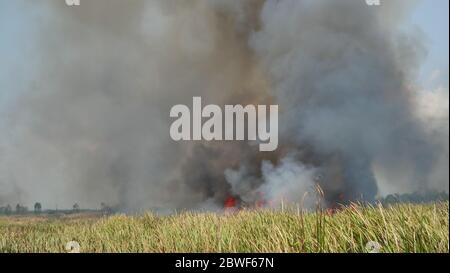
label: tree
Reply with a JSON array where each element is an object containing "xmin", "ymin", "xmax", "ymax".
[
  {"xmin": 34, "ymin": 202, "xmax": 42, "ymax": 214},
  {"xmin": 100, "ymin": 202, "xmax": 114, "ymax": 215},
  {"xmin": 15, "ymin": 204, "xmax": 28, "ymax": 214},
  {"xmin": 5, "ymin": 204, "xmax": 12, "ymax": 215},
  {"xmin": 73, "ymin": 203, "xmax": 80, "ymax": 212}
]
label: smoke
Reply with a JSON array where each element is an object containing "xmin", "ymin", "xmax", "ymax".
[
  {"xmin": 0, "ymin": 0, "xmax": 448, "ymax": 210},
  {"xmin": 247, "ymin": 0, "xmax": 443, "ymax": 204}
]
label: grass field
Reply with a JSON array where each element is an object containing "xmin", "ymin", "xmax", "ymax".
[{"xmin": 0, "ymin": 202, "xmax": 448, "ymax": 253}]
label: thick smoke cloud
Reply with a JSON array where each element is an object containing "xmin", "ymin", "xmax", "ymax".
[
  {"xmin": 0, "ymin": 0, "xmax": 448, "ymax": 210},
  {"xmin": 247, "ymin": 0, "xmax": 442, "ymax": 204}
]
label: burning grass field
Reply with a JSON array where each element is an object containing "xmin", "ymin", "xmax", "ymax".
[{"xmin": 0, "ymin": 202, "xmax": 448, "ymax": 253}]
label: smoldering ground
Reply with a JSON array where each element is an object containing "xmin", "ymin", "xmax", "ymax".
[{"xmin": 0, "ymin": 0, "xmax": 448, "ymax": 210}]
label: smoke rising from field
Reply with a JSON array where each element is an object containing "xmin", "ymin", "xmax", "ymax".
[{"xmin": 0, "ymin": 0, "xmax": 448, "ymax": 210}]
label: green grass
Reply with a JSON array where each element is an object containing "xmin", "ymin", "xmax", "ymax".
[{"xmin": 0, "ymin": 202, "xmax": 448, "ymax": 253}]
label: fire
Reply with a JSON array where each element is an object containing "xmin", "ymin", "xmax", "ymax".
[
  {"xmin": 224, "ymin": 196, "xmax": 237, "ymax": 208},
  {"xmin": 255, "ymin": 192, "xmax": 266, "ymax": 208}
]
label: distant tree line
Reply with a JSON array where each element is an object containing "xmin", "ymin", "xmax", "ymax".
[
  {"xmin": 377, "ymin": 191, "xmax": 449, "ymax": 205},
  {"xmin": 0, "ymin": 204, "xmax": 31, "ymax": 215},
  {"xmin": 2, "ymin": 191, "xmax": 447, "ymax": 215},
  {"xmin": 0, "ymin": 204, "xmax": 12, "ymax": 215},
  {"xmin": 0, "ymin": 201, "xmax": 118, "ymax": 215}
]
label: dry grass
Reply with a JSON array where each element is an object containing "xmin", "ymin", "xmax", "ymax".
[{"xmin": 0, "ymin": 202, "xmax": 448, "ymax": 253}]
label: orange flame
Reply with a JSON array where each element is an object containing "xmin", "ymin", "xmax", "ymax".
[{"xmin": 224, "ymin": 196, "xmax": 237, "ymax": 208}]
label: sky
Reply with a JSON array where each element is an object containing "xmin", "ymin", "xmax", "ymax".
[
  {"xmin": 0, "ymin": 0, "xmax": 448, "ymax": 109},
  {"xmin": 409, "ymin": 0, "xmax": 449, "ymax": 88}
]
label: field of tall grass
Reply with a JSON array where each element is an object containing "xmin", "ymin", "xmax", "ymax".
[{"xmin": 0, "ymin": 202, "xmax": 448, "ymax": 253}]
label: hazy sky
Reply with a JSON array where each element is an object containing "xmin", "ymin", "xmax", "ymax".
[
  {"xmin": 0, "ymin": 0, "xmax": 448, "ymax": 105},
  {"xmin": 0, "ymin": 0, "xmax": 448, "ymax": 111},
  {"xmin": 409, "ymin": 0, "xmax": 449, "ymax": 88}
]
